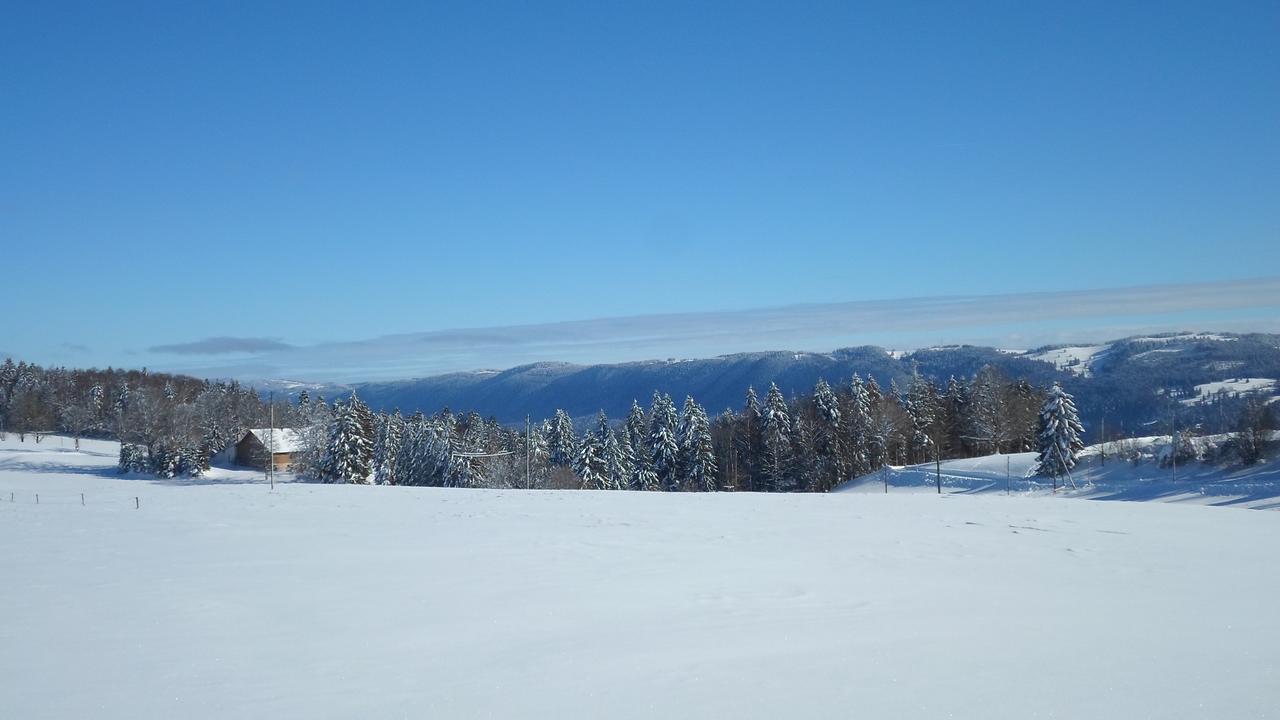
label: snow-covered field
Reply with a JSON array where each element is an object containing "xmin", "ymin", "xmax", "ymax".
[
  {"xmin": 1184, "ymin": 377, "xmax": 1277, "ymax": 404},
  {"xmin": 1024, "ymin": 344, "xmax": 1109, "ymax": 376},
  {"xmin": 841, "ymin": 441, "xmax": 1280, "ymax": 510},
  {"xmin": 3, "ymin": 435, "xmax": 1279, "ymax": 719}
]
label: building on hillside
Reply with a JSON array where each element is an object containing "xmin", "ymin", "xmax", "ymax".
[{"xmin": 222, "ymin": 428, "xmax": 302, "ymax": 472}]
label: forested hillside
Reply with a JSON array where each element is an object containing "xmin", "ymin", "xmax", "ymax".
[{"xmin": 345, "ymin": 332, "xmax": 1280, "ymax": 439}]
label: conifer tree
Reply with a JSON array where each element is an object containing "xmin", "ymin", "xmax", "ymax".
[
  {"xmin": 372, "ymin": 411, "xmax": 404, "ymax": 485},
  {"xmin": 738, "ymin": 386, "xmax": 764, "ymax": 491},
  {"xmin": 1035, "ymin": 383, "xmax": 1085, "ymax": 482},
  {"xmin": 789, "ymin": 414, "xmax": 817, "ymax": 491},
  {"xmin": 941, "ymin": 376, "xmax": 969, "ymax": 458},
  {"xmin": 906, "ymin": 372, "xmax": 938, "ymax": 464},
  {"xmin": 846, "ymin": 374, "xmax": 872, "ymax": 476},
  {"xmin": 677, "ymin": 396, "xmax": 717, "ymax": 492},
  {"xmin": 624, "ymin": 400, "xmax": 651, "ymax": 490},
  {"xmin": 811, "ymin": 378, "xmax": 844, "ymax": 492},
  {"xmin": 968, "ymin": 366, "xmax": 1006, "ymax": 455},
  {"xmin": 761, "ymin": 383, "xmax": 793, "ymax": 491},
  {"xmin": 865, "ymin": 376, "xmax": 887, "ymax": 469},
  {"xmin": 625, "ymin": 401, "xmax": 647, "ymax": 454},
  {"xmin": 323, "ymin": 400, "xmax": 373, "ymax": 483},
  {"xmin": 547, "ymin": 409, "xmax": 577, "ymax": 467},
  {"xmin": 572, "ymin": 425, "xmax": 605, "ymax": 489},
  {"xmin": 648, "ymin": 391, "xmax": 680, "ymax": 491},
  {"xmin": 597, "ymin": 411, "xmax": 630, "ymax": 490}
]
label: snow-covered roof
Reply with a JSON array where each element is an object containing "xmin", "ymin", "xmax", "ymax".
[{"xmin": 244, "ymin": 428, "xmax": 303, "ymax": 454}]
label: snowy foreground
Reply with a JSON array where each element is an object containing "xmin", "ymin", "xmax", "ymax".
[{"xmin": 2, "ymin": 437, "xmax": 1279, "ymax": 719}]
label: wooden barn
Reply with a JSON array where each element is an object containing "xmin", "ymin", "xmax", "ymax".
[{"xmin": 226, "ymin": 428, "xmax": 302, "ymax": 472}]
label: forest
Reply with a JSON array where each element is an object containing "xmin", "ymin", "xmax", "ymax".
[{"xmin": 2, "ymin": 355, "xmax": 1271, "ymax": 490}]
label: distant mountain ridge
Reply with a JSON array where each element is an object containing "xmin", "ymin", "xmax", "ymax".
[{"xmin": 261, "ymin": 332, "xmax": 1280, "ymax": 440}]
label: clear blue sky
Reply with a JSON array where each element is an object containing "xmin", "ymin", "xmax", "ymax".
[{"xmin": 3, "ymin": 1, "xmax": 1278, "ymax": 378}]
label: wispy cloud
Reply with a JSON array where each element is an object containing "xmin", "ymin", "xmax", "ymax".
[
  {"xmin": 150, "ymin": 336, "xmax": 295, "ymax": 355},
  {"xmin": 155, "ymin": 277, "xmax": 1280, "ymax": 383},
  {"xmin": 60, "ymin": 343, "xmax": 91, "ymax": 353}
]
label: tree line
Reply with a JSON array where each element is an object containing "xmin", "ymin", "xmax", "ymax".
[
  {"xmin": 0, "ymin": 358, "xmax": 283, "ymax": 477},
  {"xmin": 299, "ymin": 367, "xmax": 1058, "ymax": 491},
  {"xmin": 2, "ymin": 356, "xmax": 1271, "ymax": 490}
]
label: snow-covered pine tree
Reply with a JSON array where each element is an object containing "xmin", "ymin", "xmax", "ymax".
[
  {"xmin": 597, "ymin": 411, "xmax": 630, "ymax": 490},
  {"xmin": 572, "ymin": 423, "xmax": 605, "ymax": 489},
  {"xmin": 372, "ymin": 411, "xmax": 404, "ymax": 485},
  {"xmin": 906, "ymin": 372, "xmax": 938, "ymax": 464},
  {"xmin": 967, "ymin": 365, "xmax": 1006, "ymax": 455},
  {"xmin": 624, "ymin": 401, "xmax": 646, "ymax": 453},
  {"xmin": 811, "ymin": 378, "xmax": 844, "ymax": 492},
  {"xmin": 846, "ymin": 374, "xmax": 872, "ymax": 476},
  {"xmin": 528, "ymin": 420, "xmax": 550, "ymax": 488},
  {"xmin": 294, "ymin": 396, "xmax": 332, "ymax": 480},
  {"xmin": 394, "ymin": 413, "xmax": 428, "ymax": 485},
  {"xmin": 648, "ymin": 391, "xmax": 680, "ymax": 491},
  {"xmin": 941, "ymin": 375, "xmax": 970, "ymax": 458},
  {"xmin": 761, "ymin": 383, "xmax": 793, "ymax": 492},
  {"xmin": 864, "ymin": 376, "xmax": 889, "ymax": 468},
  {"xmin": 547, "ymin": 409, "xmax": 578, "ymax": 467},
  {"xmin": 677, "ymin": 396, "xmax": 717, "ymax": 492},
  {"xmin": 1035, "ymin": 383, "xmax": 1085, "ymax": 484},
  {"xmin": 789, "ymin": 413, "xmax": 816, "ymax": 492},
  {"xmin": 737, "ymin": 386, "xmax": 764, "ymax": 491},
  {"xmin": 323, "ymin": 399, "xmax": 373, "ymax": 484},
  {"xmin": 623, "ymin": 400, "xmax": 651, "ymax": 490},
  {"xmin": 1009, "ymin": 380, "xmax": 1043, "ymax": 453}
]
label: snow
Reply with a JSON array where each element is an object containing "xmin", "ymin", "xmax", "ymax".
[
  {"xmin": 1025, "ymin": 344, "xmax": 1109, "ymax": 376},
  {"xmin": 1132, "ymin": 347, "xmax": 1185, "ymax": 359},
  {"xmin": 840, "ymin": 440, "xmax": 1280, "ymax": 510},
  {"xmin": 3, "ymin": 435, "xmax": 1280, "ymax": 719},
  {"xmin": 1183, "ymin": 377, "xmax": 1277, "ymax": 404},
  {"xmin": 1129, "ymin": 333, "xmax": 1236, "ymax": 343},
  {"xmin": 244, "ymin": 427, "xmax": 304, "ymax": 453}
]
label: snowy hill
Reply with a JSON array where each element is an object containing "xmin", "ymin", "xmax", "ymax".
[
  {"xmin": 2, "ymin": 434, "xmax": 1280, "ymax": 718},
  {"xmin": 839, "ymin": 437, "xmax": 1280, "ymax": 510}
]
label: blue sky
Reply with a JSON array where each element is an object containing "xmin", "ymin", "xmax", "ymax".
[{"xmin": 3, "ymin": 1, "xmax": 1278, "ymax": 380}]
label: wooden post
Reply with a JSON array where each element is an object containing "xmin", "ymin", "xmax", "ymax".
[
  {"xmin": 135, "ymin": 497, "xmax": 139, "ymax": 510},
  {"xmin": 35, "ymin": 493, "xmax": 39, "ymax": 504},
  {"xmin": 81, "ymin": 493, "xmax": 85, "ymax": 506}
]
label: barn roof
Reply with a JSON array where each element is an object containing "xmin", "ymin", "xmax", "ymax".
[{"xmin": 243, "ymin": 428, "xmax": 303, "ymax": 454}]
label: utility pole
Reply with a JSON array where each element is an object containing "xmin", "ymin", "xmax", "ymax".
[{"xmin": 269, "ymin": 392, "xmax": 275, "ymax": 491}]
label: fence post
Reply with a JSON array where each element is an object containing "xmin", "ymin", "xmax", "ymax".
[
  {"xmin": 135, "ymin": 497, "xmax": 140, "ymax": 510},
  {"xmin": 81, "ymin": 493, "xmax": 85, "ymax": 506},
  {"xmin": 35, "ymin": 493, "xmax": 39, "ymax": 504}
]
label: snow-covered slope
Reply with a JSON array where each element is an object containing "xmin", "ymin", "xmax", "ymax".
[
  {"xmin": 2, "ymin": 436, "xmax": 1279, "ymax": 719},
  {"xmin": 839, "ymin": 440, "xmax": 1280, "ymax": 510},
  {"xmin": 1184, "ymin": 377, "xmax": 1277, "ymax": 404},
  {"xmin": 1024, "ymin": 344, "xmax": 1110, "ymax": 376}
]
